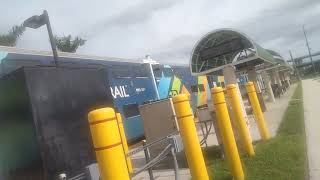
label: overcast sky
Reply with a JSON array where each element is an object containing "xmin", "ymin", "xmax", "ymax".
[{"xmin": 1, "ymin": 0, "xmax": 320, "ymax": 64}]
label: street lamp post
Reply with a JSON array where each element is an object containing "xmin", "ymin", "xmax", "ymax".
[
  {"xmin": 303, "ymin": 25, "xmax": 316, "ymax": 75},
  {"xmin": 289, "ymin": 50, "xmax": 301, "ymax": 81},
  {"xmin": 23, "ymin": 10, "xmax": 58, "ymax": 66}
]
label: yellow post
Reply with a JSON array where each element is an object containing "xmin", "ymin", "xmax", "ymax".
[
  {"xmin": 227, "ymin": 84, "xmax": 255, "ymax": 157},
  {"xmin": 212, "ymin": 87, "xmax": 244, "ymax": 180},
  {"xmin": 172, "ymin": 94, "xmax": 209, "ymax": 180},
  {"xmin": 88, "ymin": 108, "xmax": 130, "ymax": 180},
  {"xmin": 116, "ymin": 113, "xmax": 133, "ymax": 173},
  {"xmin": 246, "ymin": 81, "xmax": 270, "ymax": 140}
]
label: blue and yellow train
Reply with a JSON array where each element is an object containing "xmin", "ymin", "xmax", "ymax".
[{"xmin": 0, "ymin": 46, "xmax": 222, "ymax": 143}]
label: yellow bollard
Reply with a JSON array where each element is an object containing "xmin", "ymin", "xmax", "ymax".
[
  {"xmin": 227, "ymin": 84, "xmax": 255, "ymax": 157},
  {"xmin": 116, "ymin": 113, "xmax": 133, "ymax": 173},
  {"xmin": 246, "ymin": 81, "xmax": 270, "ymax": 140},
  {"xmin": 172, "ymin": 94, "xmax": 209, "ymax": 180},
  {"xmin": 212, "ymin": 87, "xmax": 244, "ymax": 180},
  {"xmin": 88, "ymin": 108, "xmax": 130, "ymax": 180}
]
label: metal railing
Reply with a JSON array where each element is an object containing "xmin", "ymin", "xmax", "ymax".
[
  {"xmin": 63, "ymin": 133, "xmax": 182, "ymax": 180},
  {"xmin": 198, "ymin": 120, "xmax": 213, "ymax": 146},
  {"xmin": 128, "ymin": 133, "xmax": 182, "ymax": 180}
]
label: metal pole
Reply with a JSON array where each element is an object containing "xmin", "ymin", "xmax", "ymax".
[
  {"xmin": 171, "ymin": 147, "xmax": 180, "ymax": 180},
  {"xmin": 1, "ymin": 61, "xmax": 4, "ymax": 76},
  {"xmin": 43, "ymin": 10, "xmax": 59, "ymax": 67},
  {"xmin": 303, "ymin": 25, "xmax": 316, "ymax": 74},
  {"xmin": 148, "ymin": 63, "xmax": 160, "ymax": 100},
  {"xmin": 142, "ymin": 140, "xmax": 154, "ymax": 180},
  {"xmin": 200, "ymin": 123, "xmax": 208, "ymax": 147},
  {"xmin": 289, "ymin": 50, "xmax": 301, "ymax": 80},
  {"xmin": 204, "ymin": 122, "xmax": 209, "ymax": 147}
]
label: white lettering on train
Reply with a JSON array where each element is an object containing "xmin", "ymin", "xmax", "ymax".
[
  {"xmin": 110, "ymin": 86, "xmax": 130, "ymax": 98},
  {"xmin": 135, "ymin": 87, "xmax": 146, "ymax": 93}
]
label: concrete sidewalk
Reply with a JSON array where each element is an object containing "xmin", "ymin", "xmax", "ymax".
[{"xmin": 303, "ymin": 79, "xmax": 320, "ymax": 180}]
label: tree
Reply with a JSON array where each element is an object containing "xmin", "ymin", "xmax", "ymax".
[
  {"xmin": 54, "ymin": 35, "xmax": 86, "ymax": 53},
  {"xmin": 0, "ymin": 25, "xmax": 25, "ymax": 46}
]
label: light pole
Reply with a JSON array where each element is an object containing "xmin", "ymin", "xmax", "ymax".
[
  {"xmin": 23, "ymin": 10, "xmax": 58, "ymax": 66},
  {"xmin": 289, "ymin": 50, "xmax": 301, "ymax": 80},
  {"xmin": 303, "ymin": 25, "xmax": 316, "ymax": 74},
  {"xmin": 143, "ymin": 55, "xmax": 160, "ymax": 100}
]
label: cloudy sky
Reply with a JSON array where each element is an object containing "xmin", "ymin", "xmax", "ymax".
[{"xmin": 1, "ymin": 0, "xmax": 320, "ymax": 64}]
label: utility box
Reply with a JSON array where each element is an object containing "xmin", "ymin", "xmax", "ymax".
[
  {"xmin": 139, "ymin": 98, "xmax": 178, "ymax": 158},
  {"xmin": 0, "ymin": 66, "xmax": 113, "ymax": 180},
  {"xmin": 197, "ymin": 106, "xmax": 212, "ymax": 122}
]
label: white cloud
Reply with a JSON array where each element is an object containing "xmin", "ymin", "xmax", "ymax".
[{"xmin": 1, "ymin": 0, "xmax": 320, "ymax": 63}]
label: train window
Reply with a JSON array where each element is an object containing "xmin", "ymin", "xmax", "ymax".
[
  {"xmin": 198, "ymin": 84, "xmax": 205, "ymax": 92},
  {"xmin": 123, "ymin": 103, "xmax": 140, "ymax": 118},
  {"xmin": 132, "ymin": 65, "xmax": 149, "ymax": 78},
  {"xmin": 163, "ymin": 68, "xmax": 174, "ymax": 77},
  {"xmin": 152, "ymin": 65, "xmax": 162, "ymax": 78},
  {"xmin": 111, "ymin": 65, "xmax": 131, "ymax": 78},
  {"xmin": 191, "ymin": 85, "xmax": 198, "ymax": 92}
]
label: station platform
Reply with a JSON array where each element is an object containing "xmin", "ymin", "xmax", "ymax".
[
  {"xmin": 198, "ymin": 83, "xmax": 297, "ymax": 146},
  {"xmin": 130, "ymin": 84, "xmax": 297, "ymax": 179}
]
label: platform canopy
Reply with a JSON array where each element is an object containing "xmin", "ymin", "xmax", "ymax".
[
  {"xmin": 260, "ymin": 49, "xmax": 293, "ymax": 72},
  {"xmin": 190, "ymin": 29, "xmax": 278, "ymax": 75}
]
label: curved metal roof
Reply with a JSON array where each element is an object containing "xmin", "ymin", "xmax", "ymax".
[
  {"xmin": 266, "ymin": 49, "xmax": 283, "ymax": 59},
  {"xmin": 190, "ymin": 28, "xmax": 277, "ymax": 75},
  {"xmin": 265, "ymin": 49, "xmax": 292, "ymax": 71}
]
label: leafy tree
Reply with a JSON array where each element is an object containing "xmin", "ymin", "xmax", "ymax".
[
  {"xmin": 0, "ymin": 25, "xmax": 85, "ymax": 53},
  {"xmin": 0, "ymin": 25, "xmax": 25, "ymax": 46},
  {"xmin": 54, "ymin": 35, "xmax": 86, "ymax": 53}
]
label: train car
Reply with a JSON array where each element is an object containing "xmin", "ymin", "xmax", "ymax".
[
  {"xmin": 152, "ymin": 64, "xmax": 213, "ymax": 110},
  {"xmin": 0, "ymin": 46, "xmax": 215, "ymax": 143},
  {"xmin": 0, "ymin": 46, "xmax": 157, "ymax": 143}
]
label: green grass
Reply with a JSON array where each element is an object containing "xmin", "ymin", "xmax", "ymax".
[{"xmin": 204, "ymin": 83, "xmax": 307, "ymax": 180}]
